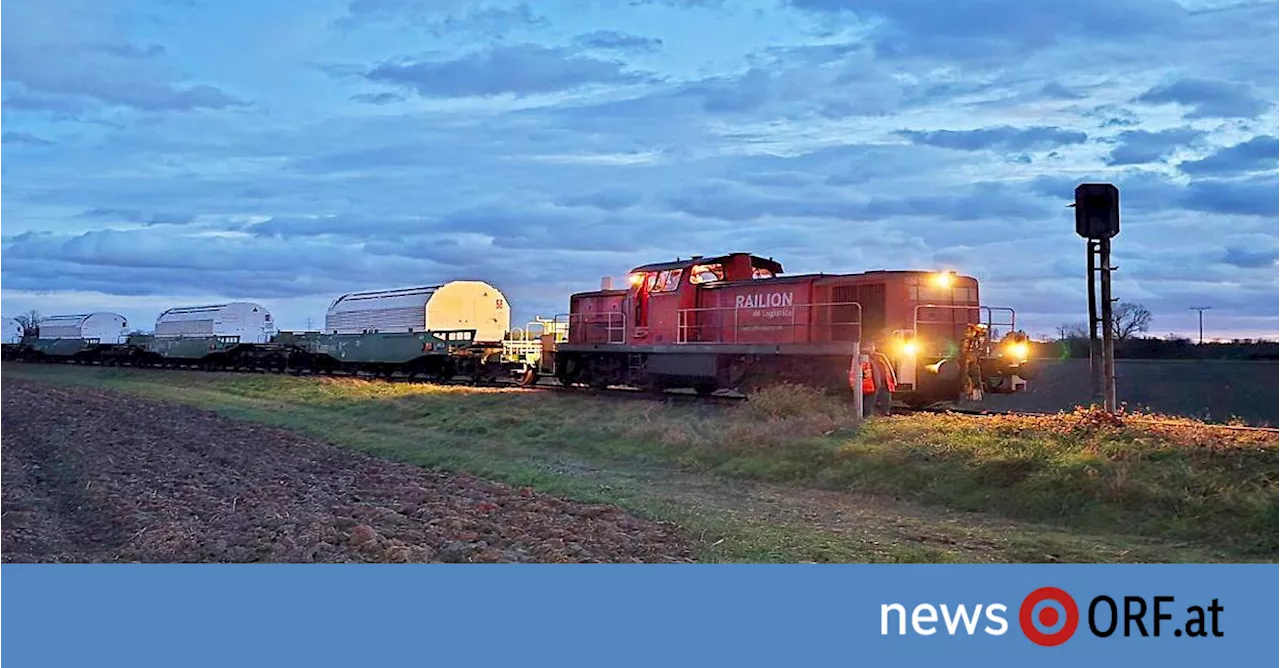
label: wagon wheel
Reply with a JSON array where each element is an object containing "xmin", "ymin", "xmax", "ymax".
[
  {"xmin": 470, "ymin": 360, "xmax": 498, "ymax": 385},
  {"xmin": 433, "ymin": 361, "xmax": 456, "ymax": 383},
  {"xmin": 733, "ymin": 374, "xmax": 763, "ymax": 396},
  {"xmin": 556, "ymin": 358, "xmax": 581, "ymax": 387}
]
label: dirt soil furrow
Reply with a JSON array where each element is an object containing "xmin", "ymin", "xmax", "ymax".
[{"xmin": 1, "ymin": 379, "xmax": 693, "ymax": 563}]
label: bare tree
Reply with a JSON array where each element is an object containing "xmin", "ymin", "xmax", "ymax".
[
  {"xmin": 14, "ymin": 310, "xmax": 41, "ymax": 338},
  {"xmin": 1111, "ymin": 302, "xmax": 1152, "ymax": 340},
  {"xmin": 1056, "ymin": 322, "xmax": 1088, "ymax": 340}
]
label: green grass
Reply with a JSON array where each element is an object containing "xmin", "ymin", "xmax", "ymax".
[{"xmin": 6, "ymin": 363, "xmax": 1275, "ymax": 563}]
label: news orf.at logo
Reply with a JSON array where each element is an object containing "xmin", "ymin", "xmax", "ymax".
[
  {"xmin": 1019, "ymin": 587, "xmax": 1079, "ymax": 647},
  {"xmin": 880, "ymin": 587, "xmax": 1224, "ymax": 645}
]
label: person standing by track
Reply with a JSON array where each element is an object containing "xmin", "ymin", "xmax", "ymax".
[{"xmin": 859, "ymin": 343, "xmax": 897, "ymax": 417}]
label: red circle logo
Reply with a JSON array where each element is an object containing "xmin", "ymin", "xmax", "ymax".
[{"xmin": 1019, "ymin": 587, "xmax": 1079, "ymax": 646}]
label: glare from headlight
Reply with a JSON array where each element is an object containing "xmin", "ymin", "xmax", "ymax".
[
  {"xmin": 902, "ymin": 341, "xmax": 918, "ymax": 356},
  {"xmin": 1009, "ymin": 342, "xmax": 1029, "ymax": 359}
]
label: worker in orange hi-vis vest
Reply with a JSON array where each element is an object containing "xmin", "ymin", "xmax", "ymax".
[{"xmin": 857, "ymin": 342, "xmax": 897, "ymax": 417}]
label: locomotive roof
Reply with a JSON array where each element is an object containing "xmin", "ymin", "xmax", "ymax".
[
  {"xmin": 698, "ymin": 268, "xmax": 978, "ymax": 289},
  {"xmin": 629, "ymin": 253, "xmax": 784, "ymax": 274}
]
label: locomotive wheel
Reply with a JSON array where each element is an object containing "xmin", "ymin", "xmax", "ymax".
[{"xmin": 556, "ymin": 357, "xmax": 581, "ymax": 387}]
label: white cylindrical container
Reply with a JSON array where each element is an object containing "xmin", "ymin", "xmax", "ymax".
[
  {"xmin": 37, "ymin": 312, "xmax": 130, "ymax": 343},
  {"xmin": 3, "ymin": 317, "xmax": 22, "ymax": 344},
  {"xmin": 155, "ymin": 302, "xmax": 275, "ymax": 343},
  {"xmin": 325, "ymin": 280, "xmax": 510, "ymax": 342}
]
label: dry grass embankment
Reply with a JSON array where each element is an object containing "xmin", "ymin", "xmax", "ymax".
[{"xmin": 5, "ymin": 364, "xmax": 1275, "ymax": 562}]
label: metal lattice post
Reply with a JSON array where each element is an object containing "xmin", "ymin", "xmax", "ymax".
[
  {"xmin": 1087, "ymin": 240, "xmax": 1102, "ymax": 404},
  {"xmin": 1100, "ymin": 238, "xmax": 1117, "ymax": 413}
]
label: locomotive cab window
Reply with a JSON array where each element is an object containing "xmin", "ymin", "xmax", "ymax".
[
  {"xmin": 689, "ymin": 264, "xmax": 724, "ymax": 284},
  {"xmin": 653, "ymin": 269, "xmax": 682, "ymax": 292},
  {"xmin": 752, "ymin": 267, "xmax": 776, "ymax": 279}
]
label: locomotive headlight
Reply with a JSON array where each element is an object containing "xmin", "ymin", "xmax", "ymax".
[
  {"xmin": 932, "ymin": 272, "xmax": 954, "ymax": 288},
  {"xmin": 901, "ymin": 340, "xmax": 918, "ymax": 356},
  {"xmin": 1008, "ymin": 342, "xmax": 1029, "ymax": 359},
  {"xmin": 628, "ymin": 273, "xmax": 644, "ymax": 286}
]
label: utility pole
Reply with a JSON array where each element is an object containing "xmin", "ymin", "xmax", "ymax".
[
  {"xmin": 1190, "ymin": 306, "xmax": 1210, "ymax": 344},
  {"xmin": 1074, "ymin": 183, "xmax": 1120, "ymax": 414}
]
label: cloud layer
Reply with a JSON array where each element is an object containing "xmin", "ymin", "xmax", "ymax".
[{"xmin": 3, "ymin": 0, "xmax": 1277, "ymax": 340}]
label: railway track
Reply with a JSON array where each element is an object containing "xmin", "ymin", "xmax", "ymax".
[
  {"xmin": 8, "ymin": 358, "xmax": 1276, "ymax": 432},
  {"xmin": 4, "ymin": 357, "xmax": 749, "ymax": 406}
]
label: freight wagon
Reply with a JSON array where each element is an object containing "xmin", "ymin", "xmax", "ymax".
[
  {"xmin": 7, "ymin": 312, "xmax": 133, "ymax": 363},
  {"xmin": 3, "ymin": 282, "xmax": 513, "ymax": 381}
]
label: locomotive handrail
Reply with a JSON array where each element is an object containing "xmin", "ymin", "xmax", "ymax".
[
  {"xmin": 912, "ymin": 303, "xmax": 1017, "ymax": 335},
  {"xmin": 558, "ymin": 310, "xmax": 625, "ymax": 344},
  {"xmin": 980, "ymin": 306, "xmax": 1017, "ymax": 333},
  {"xmin": 524, "ymin": 318, "xmax": 569, "ymax": 343},
  {"xmin": 676, "ymin": 301, "xmax": 862, "ymax": 344},
  {"xmin": 912, "ymin": 303, "xmax": 1021, "ymax": 361}
]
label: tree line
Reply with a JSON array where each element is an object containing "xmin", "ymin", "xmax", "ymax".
[
  {"xmin": 13, "ymin": 310, "xmax": 41, "ymax": 338},
  {"xmin": 1047, "ymin": 302, "xmax": 1277, "ymax": 360}
]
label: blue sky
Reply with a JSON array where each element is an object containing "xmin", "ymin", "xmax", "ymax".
[{"xmin": 2, "ymin": 0, "xmax": 1277, "ymax": 340}]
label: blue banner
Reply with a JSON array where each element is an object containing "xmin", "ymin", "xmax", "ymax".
[{"xmin": 4, "ymin": 565, "xmax": 1276, "ymax": 667}]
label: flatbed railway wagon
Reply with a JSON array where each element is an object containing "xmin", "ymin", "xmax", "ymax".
[
  {"xmin": 122, "ymin": 302, "xmax": 279, "ymax": 367},
  {"xmin": 5, "ymin": 312, "xmax": 133, "ymax": 363},
  {"xmin": 297, "ymin": 281, "xmax": 513, "ymax": 379},
  {"xmin": 527, "ymin": 252, "xmax": 1030, "ymax": 405}
]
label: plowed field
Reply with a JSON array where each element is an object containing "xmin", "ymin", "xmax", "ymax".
[
  {"xmin": 1, "ymin": 379, "xmax": 693, "ymax": 563},
  {"xmin": 972, "ymin": 359, "xmax": 1278, "ymax": 426}
]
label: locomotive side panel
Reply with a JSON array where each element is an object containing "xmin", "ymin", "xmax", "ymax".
[
  {"xmin": 696, "ymin": 278, "xmax": 815, "ymax": 344},
  {"xmin": 567, "ymin": 290, "xmax": 627, "ymax": 344}
]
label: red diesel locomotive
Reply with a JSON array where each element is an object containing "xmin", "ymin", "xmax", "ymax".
[{"xmin": 530, "ymin": 252, "xmax": 1030, "ymax": 406}]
